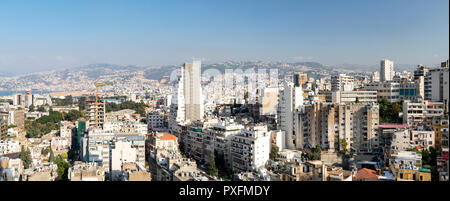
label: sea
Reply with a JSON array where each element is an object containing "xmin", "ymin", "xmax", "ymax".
[{"xmin": 0, "ymin": 90, "xmax": 53, "ymax": 97}]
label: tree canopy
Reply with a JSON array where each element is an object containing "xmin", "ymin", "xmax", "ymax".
[
  {"xmin": 270, "ymin": 145, "xmax": 279, "ymax": 160},
  {"xmin": 378, "ymin": 98, "xmax": 403, "ymax": 123},
  {"xmin": 106, "ymin": 101, "xmax": 147, "ymax": 116},
  {"xmin": 207, "ymin": 157, "xmax": 218, "ymax": 177},
  {"xmin": 20, "ymin": 146, "xmax": 32, "ymax": 169}
]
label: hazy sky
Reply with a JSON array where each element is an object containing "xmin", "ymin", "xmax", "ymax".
[{"xmin": 0, "ymin": 0, "xmax": 448, "ymax": 73}]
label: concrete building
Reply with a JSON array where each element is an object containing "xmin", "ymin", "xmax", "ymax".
[
  {"xmin": 411, "ymin": 130, "xmax": 435, "ymax": 150},
  {"xmin": 230, "ymin": 124, "xmax": 271, "ymax": 172},
  {"xmin": 147, "ymin": 110, "xmax": 167, "ymax": 132},
  {"xmin": 371, "ymin": 72, "xmax": 380, "ymax": 82},
  {"xmin": 147, "ymin": 132, "xmax": 209, "ymax": 181},
  {"xmin": 278, "ymin": 80, "xmax": 303, "ymax": 150},
  {"xmin": 0, "ymin": 119, "xmax": 7, "ymax": 140},
  {"xmin": 68, "ymin": 161, "xmax": 105, "ymax": 181},
  {"xmin": 378, "ymin": 124, "xmax": 412, "ymax": 161},
  {"xmin": 24, "ymin": 91, "xmax": 33, "ymax": 108},
  {"xmin": 260, "ymin": 87, "xmax": 279, "ymax": 116},
  {"xmin": 402, "ymin": 100, "xmax": 445, "ymax": 129},
  {"xmin": 433, "ymin": 115, "xmax": 449, "ymax": 152},
  {"xmin": 426, "ymin": 66, "xmax": 449, "ymax": 103},
  {"xmin": 12, "ymin": 94, "xmax": 24, "ymax": 107},
  {"xmin": 380, "ymin": 59, "xmax": 394, "ymax": 82},
  {"xmin": 293, "ymin": 72, "xmax": 308, "ymax": 87},
  {"xmin": 183, "ymin": 61, "xmax": 204, "ymax": 122},
  {"xmin": 297, "ymin": 102, "xmax": 380, "ymax": 153},
  {"xmin": 198, "ymin": 119, "xmax": 244, "ymax": 169},
  {"xmin": 110, "ymin": 140, "xmax": 137, "ymax": 181},
  {"xmin": 86, "ymin": 98, "xmax": 105, "ymax": 129},
  {"xmin": 0, "ymin": 157, "xmax": 23, "ymax": 181},
  {"xmin": 363, "ymin": 81, "xmax": 421, "ymax": 103},
  {"xmin": 8, "ymin": 109, "xmax": 25, "ymax": 131},
  {"xmin": 331, "ymin": 74, "xmax": 354, "ymax": 92},
  {"xmin": 389, "ymin": 151, "xmax": 431, "ymax": 181},
  {"xmin": 169, "ymin": 61, "xmax": 204, "ymax": 132},
  {"xmin": 328, "ymin": 90, "xmax": 377, "ymax": 104},
  {"xmin": 0, "ymin": 139, "xmax": 21, "ymax": 155}
]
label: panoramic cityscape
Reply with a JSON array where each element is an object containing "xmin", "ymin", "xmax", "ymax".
[{"xmin": 0, "ymin": 0, "xmax": 448, "ymax": 187}]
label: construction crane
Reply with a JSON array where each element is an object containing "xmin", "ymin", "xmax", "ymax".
[{"xmin": 95, "ymin": 82, "xmax": 105, "ymax": 128}]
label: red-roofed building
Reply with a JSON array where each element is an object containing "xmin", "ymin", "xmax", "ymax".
[
  {"xmin": 353, "ymin": 168, "xmax": 380, "ymax": 181},
  {"xmin": 146, "ymin": 132, "xmax": 179, "ymax": 152},
  {"xmin": 378, "ymin": 124, "xmax": 409, "ymax": 129}
]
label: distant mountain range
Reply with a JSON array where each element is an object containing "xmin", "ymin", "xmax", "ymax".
[
  {"xmin": 1, "ymin": 60, "xmax": 442, "ymax": 92},
  {"xmin": 0, "ymin": 61, "xmax": 438, "ymax": 82},
  {"xmin": 330, "ymin": 63, "xmax": 414, "ymax": 72}
]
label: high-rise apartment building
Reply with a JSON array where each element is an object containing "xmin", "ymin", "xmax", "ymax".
[
  {"xmin": 86, "ymin": 98, "xmax": 105, "ymax": 129},
  {"xmin": 297, "ymin": 103, "xmax": 380, "ymax": 153},
  {"xmin": 169, "ymin": 61, "xmax": 204, "ymax": 132},
  {"xmin": 183, "ymin": 61, "xmax": 204, "ymax": 122},
  {"xmin": 278, "ymin": 80, "xmax": 303, "ymax": 150},
  {"xmin": 24, "ymin": 90, "xmax": 33, "ymax": 108},
  {"xmin": 427, "ymin": 66, "xmax": 449, "ymax": 102},
  {"xmin": 380, "ymin": 59, "xmax": 394, "ymax": 82}
]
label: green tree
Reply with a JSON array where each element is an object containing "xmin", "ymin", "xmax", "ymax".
[
  {"xmin": 28, "ymin": 105, "xmax": 35, "ymax": 112},
  {"xmin": 421, "ymin": 149, "xmax": 431, "ymax": 166},
  {"xmin": 207, "ymin": 157, "xmax": 218, "ymax": 177},
  {"xmin": 49, "ymin": 148, "xmax": 55, "ymax": 163},
  {"xmin": 311, "ymin": 145, "xmax": 322, "ymax": 160},
  {"xmin": 41, "ymin": 146, "xmax": 51, "ymax": 155},
  {"xmin": 407, "ymin": 147, "xmax": 421, "ymax": 154},
  {"xmin": 37, "ymin": 106, "xmax": 46, "ymax": 112},
  {"xmin": 67, "ymin": 150, "xmax": 75, "ymax": 160},
  {"xmin": 339, "ymin": 138, "xmax": 348, "ymax": 154},
  {"xmin": 55, "ymin": 155, "xmax": 71, "ymax": 181},
  {"xmin": 64, "ymin": 110, "xmax": 82, "ymax": 122},
  {"xmin": 378, "ymin": 98, "xmax": 403, "ymax": 123},
  {"xmin": 105, "ymin": 100, "xmax": 148, "ymax": 116},
  {"xmin": 61, "ymin": 152, "xmax": 68, "ymax": 159},
  {"xmin": 7, "ymin": 124, "xmax": 17, "ymax": 129},
  {"xmin": 270, "ymin": 145, "xmax": 279, "ymax": 160},
  {"xmin": 20, "ymin": 146, "xmax": 32, "ymax": 169},
  {"xmin": 78, "ymin": 97, "xmax": 87, "ymax": 111}
]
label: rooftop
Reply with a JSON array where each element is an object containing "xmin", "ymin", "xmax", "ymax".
[{"xmin": 379, "ymin": 124, "xmax": 409, "ymax": 129}]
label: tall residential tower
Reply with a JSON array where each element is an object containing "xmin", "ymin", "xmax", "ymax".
[{"xmin": 380, "ymin": 59, "xmax": 394, "ymax": 82}]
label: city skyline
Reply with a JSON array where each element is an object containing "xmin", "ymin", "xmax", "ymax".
[{"xmin": 0, "ymin": 0, "xmax": 448, "ymax": 73}]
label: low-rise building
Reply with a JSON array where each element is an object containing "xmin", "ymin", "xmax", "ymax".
[
  {"xmin": 411, "ymin": 130, "xmax": 435, "ymax": 150},
  {"xmin": 403, "ymin": 100, "xmax": 445, "ymax": 129},
  {"xmin": 68, "ymin": 161, "xmax": 105, "ymax": 181}
]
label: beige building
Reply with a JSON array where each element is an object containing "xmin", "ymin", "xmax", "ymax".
[
  {"xmin": 331, "ymin": 74, "xmax": 355, "ymax": 92},
  {"xmin": 86, "ymin": 98, "xmax": 105, "ymax": 129},
  {"xmin": 411, "ymin": 130, "xmax": 435, "ymax": 150},
  {"xmin": 294, "ymin": 72, "xmax": 308, "ymax": 87},
  {"xmin": 69, "ymin": 161, "xmax": 105, "ymax": 181},
  {"xmin": 327, "ymin": 90, "xmax": 377, "ymax": 104},
  {"xmin": 402, "ymin": 100, "xmax": 445, "ymax": 129},
  {"xmin": 297, "ymin": 102, "xmax": 380, "ymax": 153}
]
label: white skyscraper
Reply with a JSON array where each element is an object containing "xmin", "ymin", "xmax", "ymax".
[
  {"xmin": 169, "ymin": 60, "xmax": 204, "ymax": 131},
  {"xmin": 278, "ymin": 80, "xmax": 303, "ymax": 150},
  {"xmin": 380, "ymin": 59, "xmax": 394, "ymax": 82},
  {"xmin": 183, "ymin": 61, "xmax": 204, "ymax": 122}
]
